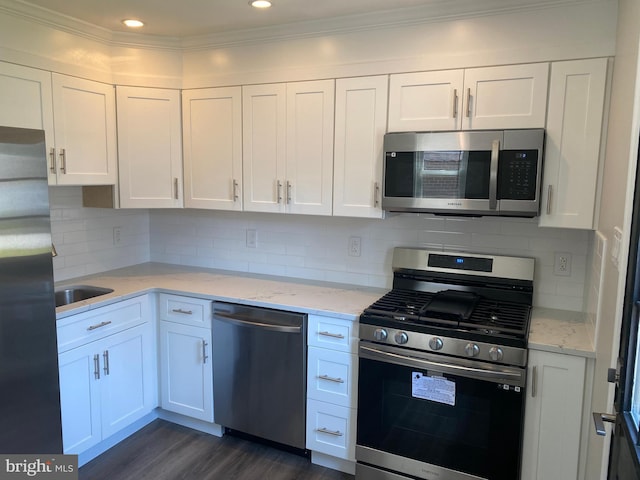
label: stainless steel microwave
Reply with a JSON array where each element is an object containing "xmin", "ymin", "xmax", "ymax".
[{"xmin": 382, "ymin": 129, "xmax": 544, "ymax": 217}]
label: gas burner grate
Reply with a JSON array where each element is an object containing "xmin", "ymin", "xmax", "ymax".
[
  {"xmin": 462, "ymin": 300, "xmax": 530, "ymax": 336},
  {"xmin": 365, "ymin": 289, "xmax": 433, "ymax": 317}
]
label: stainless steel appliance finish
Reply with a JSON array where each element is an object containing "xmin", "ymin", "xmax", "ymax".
[
  {"xmin": 356, "ymin": 248, "xmax": 534, "ymax": 480},
  {"xmin": 212, "ymin": 302, "xmax": 307, "ymax": 450},
  {"xmin": 382, "ymin": 129, "xmax": 544, "ymax": 217},
  {"xmin": 0, "ymin": 126, "xmax": 62, "ymax": 453}
]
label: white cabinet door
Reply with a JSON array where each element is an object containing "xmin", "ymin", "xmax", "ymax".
[
  {"xmin": 100, "ymin": 322, "xmax": 156, "ymax": 438},
  {"xmin": 58, "ymin": 342, "xmax": 102, "ymax": 454},
  {"xmin": 159, "ymin": 321, "xmax": 213, "ymax": 422},
  {"xmin": 333, "ymin": 76, "xmax": 387, "ymax": 218},
  {"xmin": 388, "ymin": 70, "xmax": 463, "ymax": 132},
  {"xmin": 462, "ymin": 63, "xmax": 549, "ymax": 130},
  {"xmin": 51, "ymin": 74, "xmax": 118, "ymax": 185},
  {"xmin": 285, "ymin": 79, "xmax": 335, "ymax": 215},
  {"xmin": 183, "ymin": 87, "xmax": 243, "ymax": 211},
  {"xmin": 521, "ymin": 350, "xmax": 586, "ymax": 480},
  {"xmin": 538, "ymin": 58, "xmax": 608, "ymax": 229},
  {"xmin": 242, "ymin": 83, "xmax": 287, "ymax": 213},
  {"xmin": 0, "ymin": 62, "xmax": 56, "ymax": 182},
  {"xmin": 117, "ymin": 86, "xmax": 183, "ymax": 208}
]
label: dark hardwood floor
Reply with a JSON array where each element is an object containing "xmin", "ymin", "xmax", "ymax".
[{"xmin": 80, "ymin": 420, "xmax": 354, "ymax": 480}]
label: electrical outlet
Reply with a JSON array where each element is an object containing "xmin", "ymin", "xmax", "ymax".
[
  {"xmin": 553, "ymin": 252, "xmax": 571, "ymax": 276},
  {"xmin": 246, "ymin": 229, "xmax": 257, "ymax": 248},
  {"xmin": 113, "ymin": 226, "xmax": 122, "ymax": 246},
  {"xmin": 349, "ymin": 236, "xmax": 361, "ymax": 257}
]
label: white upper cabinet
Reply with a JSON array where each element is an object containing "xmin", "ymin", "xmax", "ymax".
[
  {"xmin": 117, "ymin": 86, "xmax": 183, "ymax": 208},
  {"xmin": 388, "ymin": 70, "xmax": 463, "ymax": 132},
  {"xmin": 388, "ymin": 63, "xmax": 548, "ymax": 132},
  {"xmin": 333, "ymin": 75, "xmax": 388, "ymax": 218},
  {"xmin": 538, "ymin": 58, "xmax": 608, "ymax": 229},
  {"xmin": 183, "ymin": 87, "xmax": 243, "ymax": 211},
  {"xmin": 243, "ymin": 80, "xmax": 335, "ymax": 215}
]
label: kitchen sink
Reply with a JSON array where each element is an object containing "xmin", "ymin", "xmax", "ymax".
[{"xmin": 55, "ymin": 285, "xmax": 114, "ymax": 307}]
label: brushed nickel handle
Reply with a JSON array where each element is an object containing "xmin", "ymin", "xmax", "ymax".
[
  {"xmin": 49, "ymin": 148, "xmax": 56, "ymax": 173},
  {"xmin": 466, "ymin": 88, "xmax": 471, "ymax": 118},
  {"xmin": 316, "ymin": 427, "xmax": 343, "ymax": 437},
  {"xmin": 592, "ymin": 412, "xmax": 616, "ymax": 436},
  {"xmin": 546, "ymin": 185, "xmax": 553, "ymax": 215},
  {"xmin": 489, "ymin": 139, "xmax": 499, "ymax": 211},
  {"xmin": 318, "ymin": 374, "xmax": 345, "ymax": 384},
  {"xmin": 174, "ymin": 178, "xmax": 179, "ymax": 200},
  {"xmin": 87, "ymin": 320, "xmax": 112, "ymax": 331},
  {"xmin": 452, "ymin": 88, "xmax": 458, "ymax": 118},
  {"xmin": 531, "ymin": 366, "xmax": 538, "ymax": 398},
  {"xmin": 318, "ymin": 331, "xmax": 345, "ymax": 339},
  {"xmin": 202, "ymin": 340, "xmax": 209, "ymax": 364},
  {"xmin": 171, "ymin": 308, "xmax": 193, "ymax": 315},
  {"xmin": 233, "ymin": 179, "xmax": 239, "ymax": 201},
  {"xmin": 286, "ymin": 181, "xmax": 292, "ymax": 204},
  {"xmin": 59, "ymin": 148, "xmax": 66, "ymax": 173},
  {"xmin": 93, "ymin": 354, "xmax": 100, "ymax": 379},
  {"xmin": 277, "ymin": 180, "xmax": 283, "ymax": 204},
  {"xmin": 374, "ymin": 182, "xmax": 380, "ymax": 207},
  {"xmin": 103, "ymin": 350, "xmax": 110, "ymax": 376}
]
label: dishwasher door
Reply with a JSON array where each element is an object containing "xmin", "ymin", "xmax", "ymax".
[{"xmin": 212, "ymin": 301, "xmax": 307, "ymax": 450}]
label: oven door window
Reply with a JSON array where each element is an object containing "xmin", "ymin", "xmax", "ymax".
[
  {"xmin": 384, "ymin": 150, "xmax": 491, "ymax": 199},
  {"xmin": 357, "ymin": 357, "xmax": 524, "ymax": 480}
]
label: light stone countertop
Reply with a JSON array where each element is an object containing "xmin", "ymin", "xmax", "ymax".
[{"xmin": 56, "ymin": 262, "xmax": 597, "ymax": 358}]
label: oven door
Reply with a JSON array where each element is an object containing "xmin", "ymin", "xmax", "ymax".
[{"xmin": 357, "ymin": 343, "xmax": 526, "ymax": 480}]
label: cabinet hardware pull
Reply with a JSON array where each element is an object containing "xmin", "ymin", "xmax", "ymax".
[
  {"xmin": 466, "ymin": 88, "xmax": 471, "ymax": 118},
  {"xmin": 532, "ymin": 365, "xmax": 538, "ymax": 398},
  {"xmin": 49, "ymin": 148, "xmax": 56, "ymax": 173},
  {"xmin": 318, "ymin": 331, "xmax": 345, "ymax": 339},
  {"xmin": 103, "ymin": 350, "xmax": 110, "ymax": 376},
  {"xmin": 59, "ymin": 148, "xmax": 66, "ymax": 174},
  {"xmin": 277, "ymin": 180, "xmax": 283, "ymax": 204},
  {"xmin": 174, "ymin": 178, "xmax": 179, "ymax": 200},
  {"xmin": 452, "ymin": 88, "xmax": 458, "ymax": 118},
  {"xmin": 286, "ymin": 181, "xmax": 292, "ymax": 204},
  {"xmin": 87, "ymin": 320, "xmax": 112, "ymax": 331},
  {"xmin": 233, "ymin": 179, "xmax": 239, "ymax": 201},
  {"xmin": 93, "ymin": 354, "xmax": 100, "ymax": 379},
  {"xmin": 171, "ymin": 308, "xmax": 193, "ymax": 315},
  {"xmin": 316, "ymin": 427, "xmax": 343, "ymax": 437},
  {"xmin": 202, "ymin": 340, "xmax": 209, "ymax": 364},
  {"xmin": 374, "ymin": 182, "xmax": 380, "ymax": 207},
  {"xmin": 318, "ymin": 374, "xmax": 344, "ymax": 384},
  {"xmin": 546, "ymin": 185, "xmax": 553, "ymax": 215}
]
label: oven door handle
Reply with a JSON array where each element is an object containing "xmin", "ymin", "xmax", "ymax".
[{"xmin": 359, "ymin": 344, "xmax": 524, "ymax": 385}]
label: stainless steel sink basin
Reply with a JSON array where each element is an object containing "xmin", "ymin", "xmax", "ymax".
[{"xmin": 55, "ymin": 285, "xmax": 114, "ymax": 307}]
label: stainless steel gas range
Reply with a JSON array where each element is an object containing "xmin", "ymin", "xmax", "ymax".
[{"xmin": 356, "ymin": 248, "xmax": 534, "ymax": 480}]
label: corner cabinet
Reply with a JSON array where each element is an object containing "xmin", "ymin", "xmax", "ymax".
[
  {"xmin": 521, "ymin": 350, "xmax": 587, "ymax": 480},
  {"xmin": 57, "ymin": 295, "xmax": 156, "ymax": 455},
  {"xmin": 243, "ymin": 80, "xmax": 335, "ymax": 215},
  {"xmin": 182, "ymin": 87, "xmax": 243, "ymax": 211},
  {"xmin": 333, "ymin": 76, "xmax": 388, "ymax": 218},
  {"xmin": 388, "ymin": 63, "xmax": 548, "ymax": 132},
  {"xmin": 117, "ymin": 86, "xmax": 183, "ymax": 208},
  {"xmin": 538, "ymin": 58, "xmax": 609, "ymax": 229}
]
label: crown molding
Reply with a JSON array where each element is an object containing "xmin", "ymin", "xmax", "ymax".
[{"xmin": 0, "ymin": 0, "xmax": 608, "ymax": 51}]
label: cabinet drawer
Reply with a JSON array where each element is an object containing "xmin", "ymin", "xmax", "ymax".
[
  {"xmin": 306, "ymin": 399, "xmax": 356, "ymax": 460},
  {"xmin": 308, "ymin": 315, "xmax": 358, "ymax": 353},
  {"xmin": 307, "ymin": 346, "xmax": 357, "ymax": 408},
  {"xmin": 158, "ymin": 293, "xmax": 212, "ymax": 328},
  {"xmin": 57, "ymin": 296, "xmax": 148, "ymax": 353}
]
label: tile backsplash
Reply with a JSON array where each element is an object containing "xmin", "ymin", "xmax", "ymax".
[{"xmin": 49, "ymin": 187, "xmax": 590, "ymax": 311}]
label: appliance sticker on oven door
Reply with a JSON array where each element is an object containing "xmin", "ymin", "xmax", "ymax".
[{"xmin": 412, "ymin": 372, "xmax": 455, "ymax": 406}]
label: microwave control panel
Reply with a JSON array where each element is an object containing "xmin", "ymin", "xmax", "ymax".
[{"xmin": 498, "ymin": 150, "xmax": 539, "ymax": 200}]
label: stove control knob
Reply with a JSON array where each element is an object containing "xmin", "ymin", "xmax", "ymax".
[
  {"xmin": 373, "ymin": 328, "xmax": 388, "ymax": 342},
  {"xmin": 489, "ymin": 346, "xmax": 504, "ymax": 361},
  {"xmin": 395, "ymin": 331, "xmax": 409, "ymax": 345},
  {"xmin": 429, "ymin": 337, "xmax": 444, "ymax": 351},
  {"xmin": 464, "ymin": 343, "xmax": 480, "ymax": 357}
]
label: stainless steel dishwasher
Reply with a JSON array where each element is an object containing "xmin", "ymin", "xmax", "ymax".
[{"xmin": 212, "ymin": 301, "xmax": 307, "ymax": 450}]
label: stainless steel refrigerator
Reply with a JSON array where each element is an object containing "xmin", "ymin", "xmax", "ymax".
[{"xmin": 0, "ymin": 126, "xmax": 63, "ymax": 453}]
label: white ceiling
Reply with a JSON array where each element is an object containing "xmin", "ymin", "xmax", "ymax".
[{"xmin": 18, "ymin": 0, "xmax": 444, "ymax": 38}]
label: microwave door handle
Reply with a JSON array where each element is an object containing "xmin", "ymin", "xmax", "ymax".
[{"xmin": 489, "ymin": 139, "xmax": 499, "ymax": 210}]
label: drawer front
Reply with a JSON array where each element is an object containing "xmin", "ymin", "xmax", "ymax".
[
  {"xmin": 159, "ymin": 293, "xmax": 212, "ymax": 328},
  {"xmin": 57, "ymin": 295, "xmax": 148, "ymax": 353},
  {"xmin": 307, "ymin": 346, "xmax": 357, "ymax": 408},
  {"xmin": 306, "ymin": 398, "xmax": 356, "ymax": 460},
  {"xmin": 308, "ymin": 315, "xmax": 358, "ymax": 353}
]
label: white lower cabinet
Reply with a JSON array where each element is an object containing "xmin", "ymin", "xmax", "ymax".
[
  {"xmin": 521, "ymin": 349, "xmax": 586, "ymax": 480},
  {"xmin": 57, "ymin": 296, "xmax": 156, "ymax": 454},
  {"xmin": 306, "ymin": 315, "xmax": 358, "ymax": 462}
]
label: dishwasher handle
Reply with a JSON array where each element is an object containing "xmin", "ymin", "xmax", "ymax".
[{"xmin": 213, "ymin": 310, "xmax": 302, "ymax": 334}]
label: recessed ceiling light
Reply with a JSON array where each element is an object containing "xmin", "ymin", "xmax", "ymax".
[
  {"xmin": 122, "ymin": 19, "xmax": 144, "ymax": 28},
  {"xmin": 250, "ymin": 0, "xmax": 272, "ymax": 9}
]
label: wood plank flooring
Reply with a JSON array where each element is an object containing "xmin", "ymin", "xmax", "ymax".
[{"xmin": 79, "ymin": 420, "xmax": 354, "ymax": 480}]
